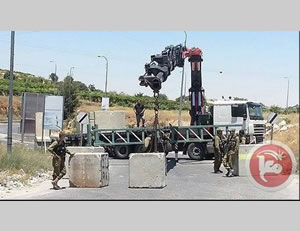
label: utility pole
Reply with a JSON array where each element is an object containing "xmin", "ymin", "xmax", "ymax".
[
  {"xmin": 178, "ymin": 31, "xmax": 187, "ymax": 126},
  {"xmin": 50, "ymin": 60, "xmax": 57, "ymax": 76},
  {"xmin": 97, "ymin": 55, "xmax": 109, "ymax": 94},
  {"xmin": 7, "ymin": 31, "xmax": 15, "ymax": 153},
  {"xmin": 69, "ymin": 67, "xmax": 75, "ymax": 77},
  {"xmin": 284, "ymin": 77, "xmax": 289, "ymax": 108}
]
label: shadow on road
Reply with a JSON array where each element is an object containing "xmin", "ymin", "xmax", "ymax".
[{"xmin": 167, "ymin": 158, "xmax": 177, "ymax": 173}]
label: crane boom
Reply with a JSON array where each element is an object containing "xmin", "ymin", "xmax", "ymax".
[{"xmin": 138, "ymin": 44, "xmax": 205, "ymax": 127}]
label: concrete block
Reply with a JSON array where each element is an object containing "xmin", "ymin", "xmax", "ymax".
[
  {"xmin": 64, "ymin": 146, "xmax": 105, "ymax": 179},
  {"xmin": 236, "ymin": 144, "xmax": 264, "ymax": 176},
  {"xmin": 35, "ymin": 112, "xmax": 51, "ymax": 143},
  {"xmin": 67, "ymin": 146, "xmax": 105, "ymax": 153},
  {"xmin": 94, "ymin": 111, "xmax": 126, "ymax": 129},
  {"xmin": 69, "ymin": 153, "xmax": 109, "ymax": 188},
  {"xmin": 129, "ymin": 153, "xmax": 166, "ymax": 188}
]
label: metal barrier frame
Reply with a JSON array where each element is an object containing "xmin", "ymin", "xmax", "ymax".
[{"xmin": 87, "ymin": 124, "xmax": 243, "ymax": 147}]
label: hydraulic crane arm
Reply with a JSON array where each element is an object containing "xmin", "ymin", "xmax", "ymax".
[
  {"xmin": 138, "ymin": 44, "xmax": 205, "ymax": 126},
  {"xmin": 139, "ymin": 44, "xmax": 186, "ymax": 92}
]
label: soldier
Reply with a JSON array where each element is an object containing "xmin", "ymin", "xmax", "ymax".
[
  {"xmin": 48, "ymin": 131, "xmax": 74, "ymax": 190},
  {"xmin": 133, "ymin": 100, "xmax": 145, "ymax": 127},
  {"xmin": 239, "ymin": 129, "xmax": 246, "ymax": 144},
  {"xmin": 224, "ymin": 129, "xmax": 240, "ymax": 177},
  {"xmin": 213, "ymin": 128, "xmax": 224, "ymax": 173}
]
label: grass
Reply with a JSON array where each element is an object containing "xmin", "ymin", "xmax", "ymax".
[{"xmin": 0, "ymin": 144, "xmax": 52, "ymax": 176}]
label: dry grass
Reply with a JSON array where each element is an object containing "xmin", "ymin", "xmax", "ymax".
[
  {"xmin": 0, "ymin": 96, "xmax": 22, "ymax": 121},
  {"xmin": 264, "ymin": 113, "xmax": 299, "ymax": 171},
  {"xmin": 0, "ymin": 144, "xmax": 52, "ymax": 174},
  {"xmin": 79, "ymin": 100, "xmax": 191, "ymax": 127}
]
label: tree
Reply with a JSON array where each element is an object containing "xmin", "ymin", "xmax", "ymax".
[
  {"xmin": 175, "ymin": 95, "xmax": 189, "ymax": 102},
  {"xmin": 269, "ymin": 105, "xmax": 282, "ymax": 114},
  {"xmin": 158, "ymin": 93, "xmax": 168, "ymax": 101},
  {"xmin": 135, "ymin": 92, "xmax": 144, "ymax": 97},
  {"xmin": 3, "ymin": 71, "xmax": 15, "ymax": 80},
  {"xmin": 58, "ymin": 76, "xmax": 80, "ymax": 119},
  {"xmin": 74, "ymin": 81, "xmax": 88, "ymax": 91},
  {"xmin": 88, "ymin": 84, "xmax": 96, "ymax": 91},
  {"xmin": 49, "ymin": 73, "xmax": 59, "ymax": 82}
]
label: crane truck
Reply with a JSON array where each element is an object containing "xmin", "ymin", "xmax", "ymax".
[{"xmin": 67, "ymin": 43, "xmax": 266, "ymax": 160}]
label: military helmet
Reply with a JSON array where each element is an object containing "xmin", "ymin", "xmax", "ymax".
[
  {"xmin": 216, "ymin": 128, "xmax": 223, "ymax": 133},
  {"xmin": 230, "ymin": 128, "xmax": 236, "ymax": 133},
  {"xmin": 59, "ymin": 131, "xmax": 66, "ymax": 138}
]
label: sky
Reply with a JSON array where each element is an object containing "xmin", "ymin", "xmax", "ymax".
[{"xmin": 0, "ymin": 31, "xmax": 298, "ymax": 107}]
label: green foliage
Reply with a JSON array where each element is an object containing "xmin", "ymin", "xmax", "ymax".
[
  {"xmin": 88, "ymin": 84, "xmax": 96, "ymax": 91},
  {"xmin": 158, "ymin": 93, "xmax": 168, "ymax": 101},
  {"xmin": 74, "ymin": 81, "xmax": 88, "ymax": 91},
  {"xmin": 134, "ymin": 92, "xmax": 144, "ymax": 97},
  {"xmin": 3, "ymin": 71, "xmax": 16, "ymax": 80},
  {"xmin": 175, "ymin": 95, "xmax": 189, "ymax": 102},
  {"xmin": 0, "ymin": 69, "xmax": 192, "ymax": 114},
  {"xmin": 58, "ymin": 76, "xmax": 80, "ymax": 119},
  {"xmin": 78, "ymin": 91, "xmax": 190, "ymax": 110},
  {"xmin": 49, "ymin": 73, "xmax": 59, "ymax": 82},
  {"xmin": 269, "ymin": 105, "xmax": 282, "ymax": 114}
]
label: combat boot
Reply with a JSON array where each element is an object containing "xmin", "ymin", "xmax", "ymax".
[
  {"xmin": 228, "ymin": 169, "xmax": 234, "ymax": 177},
  {"xmin": 226, "ymin": 168, "xmax": 230, "ymax": 177}
]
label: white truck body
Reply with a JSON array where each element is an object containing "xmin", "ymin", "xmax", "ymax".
[{"xmin": 211, "ymin": 100, "xmax": 266, "ymax": 143}]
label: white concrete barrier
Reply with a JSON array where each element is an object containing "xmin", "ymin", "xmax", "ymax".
[
  {"xmin": 92, "ymin": 111, "xmax": 126, "ymax": 129},
  {"xmin": 69, "ymin": 153, "xmax": 109, "ymax": 188},
  {"xmin": 129, "ymin": 153, "xmax": 166, "ymax": 188},
  {"xmin": 64, "ymin": 146, "xmax": 105, "ymax": 179},
  {"xmin": 234, "ymin": 144, "xmax": 264, "ymax": 176}
]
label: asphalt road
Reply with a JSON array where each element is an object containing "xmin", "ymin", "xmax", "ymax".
[
  {"xmin": 10, "ymin": 153, "xmax": 299, "ymax": 200},
  {"xmin": 0, "ymin": 121, "xmax": 34, "ymax": 146}
]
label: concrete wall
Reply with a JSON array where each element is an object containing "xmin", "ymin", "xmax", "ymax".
[
  {"xmin": 64, "ymin": 146, "xmax": 105, "ymax": 179},
  {"xmin": 129, "ymin": 153, "xmax": 166, "ymax": 188},
  {"xmin": 69, "ymin": 153, "xmax": 109, "ymax": 188},
  {"xmin": 92, "ymin": 111, "xmax": 126, "ymax": 129}
]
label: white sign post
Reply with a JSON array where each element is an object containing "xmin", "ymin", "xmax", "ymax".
[
  {"xmin": 44, "ymin": 96, "xmax": 64, "ymax": 130},
  {"xmin": 267, "ymin": 112, "xmax": 280, "ymax": 143},
  {"xmin": 42, "ymin": 95, "xmax": 64, "ymax": 152},
  {"xmin": 101, "ymin": 97, "xmax": 109, "ymax": 111}
]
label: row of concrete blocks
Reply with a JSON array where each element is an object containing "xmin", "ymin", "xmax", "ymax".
[
  {"xmin": 66, "ymin": 147, "xmax": 166, "ymax": 188},
  {"xmin": 66, "ymin": 145, "xmax": 261, "ymax": 189}
]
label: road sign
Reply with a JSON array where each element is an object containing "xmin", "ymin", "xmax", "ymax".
[
  {"xmin": 101, "ymin": 97, "xmax": 109, "ymax": 111},
  {"xmin": 43, "ymin": 95, "xmax": 64, "ymax": 130},
  {"xmin": 267, "ymin": 112, "xmax": 280, "ymax": 125},
  {"xmin": 76, "ymin": 112, "xmax": 89, "ymax": 133}
]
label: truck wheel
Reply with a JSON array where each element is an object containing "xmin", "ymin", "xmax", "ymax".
[
  {"xmin": 114, "ymin": 139, "xmax": 130, "ymax": 159},
  {"xmin": 187, "ymin": 143, "xmax": 204, "ymax": 161},
  {"xmin": 134, "ymin": 144, "xmax": 145, "ymax": 153}
]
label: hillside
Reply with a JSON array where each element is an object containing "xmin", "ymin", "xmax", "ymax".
[{"xmin": 0, "ymin": 69, "xmax": 189, "ymax": 111}]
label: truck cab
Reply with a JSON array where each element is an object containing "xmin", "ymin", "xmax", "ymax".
[{"xmin": 210, "ymin": 100, "xmax": 266, "ymax": 143}]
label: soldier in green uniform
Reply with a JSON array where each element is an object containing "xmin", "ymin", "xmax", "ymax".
[
  {"xmin": 223, "ymin": 129, "xmax": 240, "ymax": 177},
  {"xmin": 239, "ymin": 129, "xmax": 246, "ymax": 144},
  {"xmin": 213, "ymin": 128, "xmax": 224, "ymax": 173},
  {"xmin": 48, "ymin": 131, "xmax": 74, "ymax": 190}
]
